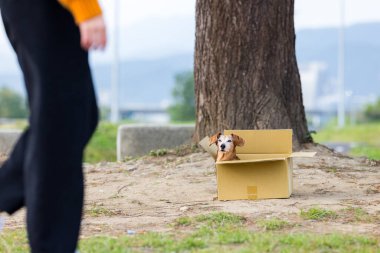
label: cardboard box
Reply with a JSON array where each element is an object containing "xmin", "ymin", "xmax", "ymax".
[{"xmin": 199, "ymin": 129, "xmax": 315, "ymax": 200}]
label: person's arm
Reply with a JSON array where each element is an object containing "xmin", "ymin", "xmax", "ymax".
[{"xmin": 58, "ymin": 0, "xmax": 107, "ymax": 50}]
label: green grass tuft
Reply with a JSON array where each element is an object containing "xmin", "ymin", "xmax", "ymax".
[
  {"xmin": 257, "ymin": 218, "xmax": 291, "ymax": 231},
  {"xmin": 175, "ymin": 236, "xmax": 207, "ymax": 251},
  {"xmin": 194, "ymin": 212, "xmax": 246, "ymax": 228},
  {"xmin": 78, "ymin": 236, "xmax": 130, "ymax": 253},
  {"xmin": 134, "ymin": 232, "xmax": 174, "ymax": 249},
  {"xmin": 84, "ymin": 122, "xmax": 118, "ymax": 163},
  {"xmin": 350, "ymin": 145, "xmax": 380, "ymax": 160},
  {"xmin": 85, "ymin": 204, "xmax": 119, "ymax": 217},
  {"xmin": 341, "ymin": 207, "xmax": 379, "ymax": 223},
  {"xmin": 173, "ymin": 216, "xmax": 192, "ymax": 227},
  {"xmin": 149, "ymin": 149, "xmax": 168, "ymax": 157},
  {"xmin": 0, "ymin": 229, "xmax": 29, "ymax": 253},
  {"xmin": 215, "ymin": 227, "xmax": 252, "ymax": 244},
  {"xmin": 313, "ymin": 121, "xmax": 380, "ymax": 160},
  {"xmin": 2, "ymin": 222, "xmax": 379, "ymax": 253},
  {"xmin": 324, "ymin": 166, "xmax": 338, "ymax": 173},
  {"xmin": 301, "ymin": 207, "xmax": 338, "ymax": 221}
]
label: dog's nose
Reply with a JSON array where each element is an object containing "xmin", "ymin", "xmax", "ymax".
[{"xmin": 221, "ymin": 144, "xmax": 226, "ymax": 149}]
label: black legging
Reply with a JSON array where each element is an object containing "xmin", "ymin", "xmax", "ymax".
[{"xmin": 0, "ymin": 0, "xmax": 98, "ymax": 252}]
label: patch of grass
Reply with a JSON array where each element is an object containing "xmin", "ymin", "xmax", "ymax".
[
  {"xmin": 78, "ymin": 236, "xmax": 129, "ymax": 253},
  {"xmin": 84, "ymin": 122, "xmax": 118, "ymax": 163},
  {"xmin": 175, "ymin": 236, "xmax": 207, "ymax": 251},
  {"xmin": 194, "ymin": 212, "xmax": 246, "ymax": 228},
  {"xmin": 78, "ymin": 230, "xmax": 379, "ymax": 253},
  {"xmin": 133, "ymin": 232, "xmax": 175, "ymax": 249},
  {"xmin": 313, "ymin": 121, "xmax": 380, "ymax": 160},
  {"xmin": 2, "ymin": 220, "xmax": 380, "ymax": 253},
  {"xmin": 172, "ymin": 212, "xmax": 250, "ymax": 245},
  {"xmin": 323, "ymin": 166, "xmax": 338, "ymax": 173},
  {"xmin": 0, "ymin": 229, "xmax": 29, "ymax": 253},
  {"xmin": 351, "ymin": 145, "xmax": 380, "ymax": 160},
  {"xmin": 122, "ymin": 156, "xmax": 141, "ymax": 162},
  {"xmin": 274, "ymin": 233, "xmax": 378, "ymax": 253},
  {"xmin": 257, "ymin": 218, "xmax": 291, "ymax": 231},
  {"xmin": 149, "ymin": 149, "xmax": 168, "ymax": 157},
  {"xmin": 301, "ymin": 207, "xmax": 338, "ymax": 221},
  {"xmin": 313, "ymin": 121, "xmax": 380, "ymax": 146},
  {"xmin": 214, "ymin": 227, "xmax": 252, "ymax": 244},
  {"xmin": 0, "ymin": 120, "xmax": 28, "ymax": 130},
  {"xmin": 85, "ymin": 204, "xmax": 119, "ymax": 217},
  {"xmin": 341, "ymin": 207, "xmax": 379, "ymax": 223},
  {"xmin": 174, "ymin": 216, "xmax": 192, "ymax": 227}
]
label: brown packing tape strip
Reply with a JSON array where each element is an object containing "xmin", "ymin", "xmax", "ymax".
[{"xmin": 247, "ymin": 186, "xmax": 257, "ymax": 199}]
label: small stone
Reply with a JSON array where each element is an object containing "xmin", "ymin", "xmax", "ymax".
[
  {"xmin": 127, "ymin": 167, "xmax": 138, "ymax": 172},
  {"xmin": 0, "ymin": 216, "xmax": 5, "ymax": 232},
  {"xmin": 127, "ymin": 230, "xmax": 136, "ymax": 235},
  {"xmin": 179, "ymin": 206, "xmax": 189, "ymax": 212}
]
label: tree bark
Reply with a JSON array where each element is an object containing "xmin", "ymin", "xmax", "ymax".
[{"xmin": 194, "ymin": 0, "xmax": 311, "ymax": 148}]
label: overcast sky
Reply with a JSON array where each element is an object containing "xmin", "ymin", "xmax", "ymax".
[
  {"xmin": 98, "ymin": 0, "xmax": 380, "ymax": 30},
  {"xmin": 295, "ymin": 0, "xmax": 380, "ymax": 29},
  {"xmin": 90, "ymin": 0, "xmax": 380, "ymax": 61}
]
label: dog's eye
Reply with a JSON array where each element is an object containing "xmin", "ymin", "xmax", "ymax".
[
  {"xmin": 218, "ymin": 139, "xmax": 222, "ymax": 142},
  {"xmin": 227, "ymin": 140, "xmax": 232, "ymax": 143}
]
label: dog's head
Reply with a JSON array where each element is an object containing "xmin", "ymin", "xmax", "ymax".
[{"xmin": 209, "ymin": 132, "xmax": 245, "ymax": 153}]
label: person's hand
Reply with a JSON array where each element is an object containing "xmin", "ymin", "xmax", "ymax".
[{"xmin": 78, "ymin": 15, "xmax": 107, "ymax": 50}]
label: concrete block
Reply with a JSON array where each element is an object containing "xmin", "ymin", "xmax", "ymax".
[
  {"xmin": 0, "ymin": 130, "xmax": 22, "ymax": 155},
  {"xmin": 117, "ymin": 124, "xmax": 195, "ymax": 160}
]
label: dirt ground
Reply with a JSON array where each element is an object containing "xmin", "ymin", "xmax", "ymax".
[{"xmin": 2, "ymin": 144, "xmax": 380, "ymax": 237}]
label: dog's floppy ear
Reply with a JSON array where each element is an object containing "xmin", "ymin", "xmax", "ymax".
[
  {"xmin": 209, "ymin": 132, "xmax": 221, "ymax": 146},
  {"xmin": 232, "ymin": 133, "xmax": 245, "ymax": 147}
]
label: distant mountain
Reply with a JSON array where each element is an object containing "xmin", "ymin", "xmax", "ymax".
[
  {"xmin": 95, "ymin": 22, "xmax": 380, "ymax": 108},
  {"xmin": 1, "ymin": 20, "xmax": 380, "ymax": 109},
  {"xmin": 0, "ymin": 54, "xmax": 194, "ymax": 108},
  {"xmin": 296, "ymin": 22, "xmax": 380, "ymax": 97},
  {"xmin": 92, "ymin": 54, "xmax": 193, "ymax": 107},
  {"xmin": 89, "ymin": 16, "xmax": 195, "ymax": 63}
]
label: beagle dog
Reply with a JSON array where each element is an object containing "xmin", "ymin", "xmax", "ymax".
[{"xmin": 209, "ymin": 132, "xmax": 245, "ymax": 162}]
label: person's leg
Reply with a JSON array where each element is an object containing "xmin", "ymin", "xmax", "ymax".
[
  {"xmin": 1, "ymin": 0, "xmax": 98, "ymax": 252},
  {"xmin": 0, "ymin": 131, "xmax": 27, "ymax": 214},
  {"xmin": 0, "ymin": 9, "xmax": 36, "ymax": 215}
]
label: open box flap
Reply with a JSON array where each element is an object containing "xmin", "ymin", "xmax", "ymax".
[
  {"xmin": 238, "ymin": 154, "xmax": 290, "ymax": 160},
  {"xmin": 290, "ymin": 152, "xmax": 317, "ymax": 158},
  {"xmin": 199, "ymin": 136, "xmax": 217, "ymax": 160},
  {"xmin": 224, "ymin": 129, "xmax": 292, "ymax": 154},
  {"xmin": 216, "ymin": 157, "xmax": 286, "ymax": 165}
]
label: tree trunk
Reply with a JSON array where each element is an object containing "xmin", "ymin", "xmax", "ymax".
[{"xmin": 194, "ymin": 0, "xmax": 311, "ymax": 148}]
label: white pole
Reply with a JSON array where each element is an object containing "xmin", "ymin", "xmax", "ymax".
[
  {"xmin": 111, "ymin": 0, "xmax": 120, "ymax": 123},
  {"xmin": 337, "ymin": 0, "xmax": 345, "ymax": 128}
]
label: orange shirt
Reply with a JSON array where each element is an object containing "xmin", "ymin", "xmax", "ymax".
[{"xmin": 58, "ymin": 0, "xmax": 102, "ymax": 24}]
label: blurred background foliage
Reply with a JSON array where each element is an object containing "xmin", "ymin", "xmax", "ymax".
[
  {"xmin": 0, "ymin": 87, "xmax": 28, "ymax": 119},
  {"xmin": 167, "ymin": 71, "xmax": 195, "ymax": 122},
  {"xmin": 364, "ymin": 98, "xmax": 380, "ymax": 121}
]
